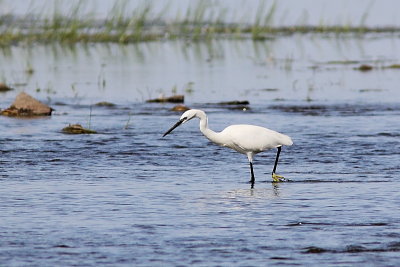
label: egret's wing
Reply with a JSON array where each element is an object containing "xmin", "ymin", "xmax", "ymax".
[{"xmin": 222, "ymin": 125, "xmax": 292, "ymax": 153}]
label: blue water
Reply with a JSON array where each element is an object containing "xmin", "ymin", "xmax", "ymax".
[
  {"xmin": 1, "ymin": 34, "xmax": 400, "ymax": 266},
  {"xmin": 1, "ymin": 101, "xmax": 400, "ymax": 266}
]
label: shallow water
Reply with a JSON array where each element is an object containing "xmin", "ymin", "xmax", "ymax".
[{"xmin": 1, "ymin": 36, "xmax": 400, "ymax": 266}]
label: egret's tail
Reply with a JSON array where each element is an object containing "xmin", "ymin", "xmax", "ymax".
[{"xmin": 281, "ymin": 134, "xmax": 293, "ymax": 146}]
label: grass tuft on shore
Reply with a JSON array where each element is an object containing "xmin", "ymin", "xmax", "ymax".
[{"xmin": 1, "ymin": 0, "xmax": 400, "ymax": 45}]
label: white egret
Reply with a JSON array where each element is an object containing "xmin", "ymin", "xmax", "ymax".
[{"xmin": 163, "ymin": 109, "xmax": 293, "ymax": 188}]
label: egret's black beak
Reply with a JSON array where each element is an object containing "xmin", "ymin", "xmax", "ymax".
[{"xmin": 163, "ymin": 119, "xmax": 184, "ymax": 137}]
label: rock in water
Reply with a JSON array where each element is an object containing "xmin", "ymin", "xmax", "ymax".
[
  {"xmin": 0, "ymin": 82, "xmax": 13, "ymax": 92},
  {"xmin": 0, "ymin": 92, "xmax": 53, "ymax": 116},
  {"xmin": 95, "ymin": 101, "xmax": 116, "ymax": 107},
  {"xmin": 146, "ymin": 95, "xmax": 184, "ymax": 103},
  {"xmin": 62, "ymin": 124, "xmax": 97, "ymax": 134},
  {"xmin": 170, "ymin": 104, "xmax": 190, "ymax": 112}
]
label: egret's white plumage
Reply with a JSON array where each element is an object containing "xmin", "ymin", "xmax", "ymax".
[{"xmin": 163, "ymin": 109, "xmax": 293, "ymax": 187}]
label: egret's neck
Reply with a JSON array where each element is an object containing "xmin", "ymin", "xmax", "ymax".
[{"xmin": 196, "ymin": 111, "xmax": 224, "ymax": 145}]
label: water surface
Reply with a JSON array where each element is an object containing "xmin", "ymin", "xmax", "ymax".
[{"xmin": 1, "ymin": 35, "xmax": 400, "ymax": 266}]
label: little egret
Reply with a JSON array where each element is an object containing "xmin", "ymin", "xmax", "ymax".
[{"xmin": 163, "ymin": 109, "xmax": 293, "ymax": 188}]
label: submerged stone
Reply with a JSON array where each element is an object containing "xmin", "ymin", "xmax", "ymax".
[
  {"xmin": 62, "ymin": 124, "xmax": 97, "ymax": 134},
  {"xmin": 218, "ymin": 100, "xmax": 250, "ymax": 105},
  {"xmin": 217, "ymin": 100, "xmax": 250, "ymax": 111},
  {"xmin": 302, "ymin": 246, "xmax": 328, "ymax": 254},
  {"xmin": 0, "ymin": 92, "xmax": 53, "ymax": 116},
  {"xmin": 95, "ymin": 101, "xmax": 116, "ymax": 107},
  {"xmin": 355, "ymin": 64, "xmax": 373, "ymax": 71},
  {"xmin": 0, "ymin": 82, "xmax": 13, "ymax": 92},
  {"xmin": 147, "ymin": 95, "xmax": 184, "ymax": 103},
  {"xmin": 170, "ymin": 104, "xmax": 190, "ymax": 112}
]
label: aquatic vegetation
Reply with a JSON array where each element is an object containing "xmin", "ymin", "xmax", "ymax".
[
  {"xmin": 95, "ymin": 101, "xmax": 116, "ymax": 107},
  {"xmin": 183, "ymin": 82, "xmax": 194, "ymax": 94},
  {"xmin": 251, "ymin": 1, "xmax": 277, "ymax": 40},
  {"xmin": 327, "ymin": 60, "xmax": 361, "ymax": 65},
  {"xmin": 1, "ymin": 1, "xmax": 400, "ymax": 45},
  {"xmin": 62, "ymin": 124, "xmax": 97, "ymax": 134},
  {"xmin": 383, "ymin": 64, "xmax": 400, "ymax": 69},
  {"xmin": 353, "ymin": 63, "xmax": 400, "ymax": 71},
  {"xmin": 25, "ymin": 61, "xmax": 35, "ymax": 75},
  {"xmin": 124, "ymin": 112, "xmax": 133, "ymax": 129},
  {"xmin": 323, "ymin": 61, "xmax": 400, "ymax": 72}
]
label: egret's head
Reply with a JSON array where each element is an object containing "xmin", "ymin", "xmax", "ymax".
[
  {"xmin": 179, "ymin": 109, "xmax": 198, "ymax": 123},
  {"xmin": 163, "ymin": 109, "xmax": 199, "ymax": 137}
]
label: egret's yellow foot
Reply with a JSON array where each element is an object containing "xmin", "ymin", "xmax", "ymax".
[{"xmin": 272, "ymin": 173, "xmax": 286, "ymax": 182}]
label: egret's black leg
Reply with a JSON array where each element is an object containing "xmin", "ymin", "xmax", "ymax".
[
  {"xmin": 272, "ymin": 146, "xmax": 281, "ymax": 175},
  {"xmin": 249, "ymin": 162, "xmax": 255, "ymax": 188}
]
